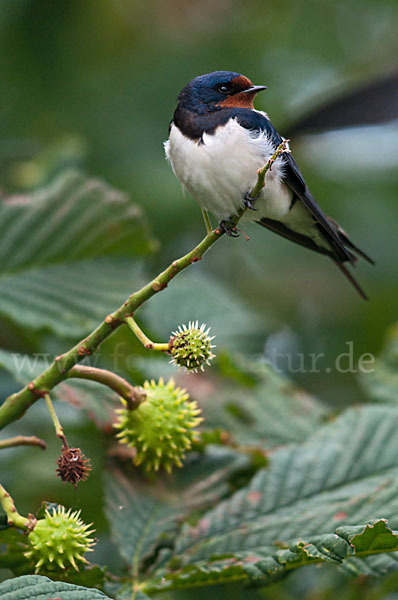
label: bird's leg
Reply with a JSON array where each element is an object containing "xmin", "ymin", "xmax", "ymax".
[
  {"xmin": 243, "ymin": 191, "xmax": 258, "ymax": 211},
  {"xmin": 218, "ymin": 218, "xmax": 240, "ymax": 237},
  {"xmin": 201, "ymin": 208, "xmax": 213, "ymax": 234}
]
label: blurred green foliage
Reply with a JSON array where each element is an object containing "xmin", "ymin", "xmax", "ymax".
[
  {"xmin": 0, "ymin": 1, "xmax": 397, "ymax": 598},
  {"xmin": 1, "ymin": 0, "xmax": 397, "ymax": 400}
]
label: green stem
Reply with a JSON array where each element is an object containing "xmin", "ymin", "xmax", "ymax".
[
  {"xmin": 0, "ymin": 143, "xmax": 289, "ymax": 431},
  {"xmin": 201, "ymin": 208, "xmax": 213, "ymax": 234},
  {"xmin": 67, "ymin": 365, "xmax": 145, "ymax": 409},
  {"xmin": 126, "ymin": 316, "xmax": 169, "ymax": 351},
  {"xmin": 0, "ymin": 435, "xmax": 46, "ymax": 450},
  {"xmin": 0, "ymin": 483, "xmax": 30, "ymax": 530},
  {"xmin": 44, "ymin": 394, "xmax": 64, "ymax": 440}
]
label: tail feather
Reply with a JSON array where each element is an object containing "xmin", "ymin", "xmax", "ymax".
[
  {"xmin": 338, "ymin": 233, "xmax": 375, "ymax": 265},
  {"xmin": 326, "ymin": 216, "xmax": 375, "ymax": 265},
  {"xmin": 332, "ymin": 259, "xmax": 369, "ymax": 301},
  {"xmin": 257, "ymin": 217, "xmax": 372, "ymax": 300}
]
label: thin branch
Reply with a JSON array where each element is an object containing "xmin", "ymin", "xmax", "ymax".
[
  {"xmin": 229, "ymin": 139, "xmax": 291, "ymax": 223},
  {"xmin": 126, "ymin": 316, "xmax": 169, "ymax": 351},
  {"xmin": 0, "ymin": 143, "xmax": 289, "ymax": 431},
  {"xmin": 0, "ymin": 483, "xmax": 31, "ymax": 530},
  {"xmin": 0, "ymin": 435, "xmax": 47, "ymax": 450},
  {"xmin": 0, "ymin": 228, "xmax": 220, "ymax": 430},
  {"xmin": 45, "ymin": 394, "xmax": 65, "ymax": 441},
  {"xmin": 67, "ymin": 365, "xmax": 145, "ymax": 410},
  {"xmin": 201, "ymin": 208, "xmax": 213, "ymax": 234}
]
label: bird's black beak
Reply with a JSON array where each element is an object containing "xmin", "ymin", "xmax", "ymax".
[{"xmin": 242, "ymin": 85, "xmax": 267, "ymax": 94}]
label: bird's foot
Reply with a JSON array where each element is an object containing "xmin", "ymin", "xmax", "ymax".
[
  {"xmin": 243, "ymin": 192, "xmax": 258, "ymax": 211},
  {"xmin": 218, "ymin": 219, "xmax": 240, "ymax": 237}
]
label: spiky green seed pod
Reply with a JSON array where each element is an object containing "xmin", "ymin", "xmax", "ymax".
[
  {"xmin": 169, "ymin": 321, "xmax": 215, "ymax": 372},
  {"xmin": 114, "ymin": 378, "xmax": 203, "ymax": 473},
  {"xmin": 24, "ymin": 505, "xmax": 95, "ymax": 573}
]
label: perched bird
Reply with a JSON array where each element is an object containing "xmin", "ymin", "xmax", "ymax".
[{"xmin": 164, "ymin": 71, "xmax": 373, "ymax": 299}]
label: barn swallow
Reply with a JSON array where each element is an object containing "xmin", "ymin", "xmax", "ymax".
[{"xmin": 164, "ymin": 71, "xmax": 374, "ymax": 299}]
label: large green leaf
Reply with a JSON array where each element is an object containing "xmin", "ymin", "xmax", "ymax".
[
  {"xmin": 145, "ymin": 521, "xmax": 398, "ymax": 593},
  {"xmin": 105, "ymin": 447, "xmax": 251, "ymax": 576},
  {"xmin": 174, "ymin": 405, "xmax": 397, "ymax": 562},
  {"xmin": 105, "ymin": 471, "xmax": 177, "ymax": 576},
  {"xmin": 0, "ymin": 170, "xmax": 155, "ymax": 337},
  {"xmin": 142, "ymin": 405, "xmax": 397, "ymax": 591},
  {"xmin": 0, "ymin": 170, "xmax": 152, "ymax": 271},
  {"xmin": 0, "ymin": 258, "xmax": 146, "ymax": 337},
  {"xmin": 0, "ymin": 574, "xmax": 112, "ymax": 599}
]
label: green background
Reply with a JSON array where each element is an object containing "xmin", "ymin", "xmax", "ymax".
[{"xmin": 0, "ymin": 1, "xmax": 397, "ymax": 598}]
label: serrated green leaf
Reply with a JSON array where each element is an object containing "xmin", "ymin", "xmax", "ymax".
[
  {"xmin": 341, "ymin": 552, "xmax": 398, "ymax": 578},
  {"xmin": 105, "ymin": 447, "xmax": 251, "ymax": 577},
  {"xmin": 145, "ymin": 520, "xmax": 398, "ymax": 593},
  {"xmin": 0, "ymin": 170, "xmax": 155, "ymax": 336},
  {"xmin": 141, "ymin": 405, "xmax": 398, "ymax": 592},
  {"xmin": 0, "ymin": 574, "xmax": 112, "ymax": 599},
  {"xmin": 0, "ymin": 258, "xmax": 146, "ymax": 337},
  {"xmin": 0, "ymin": 170, "xmax": 153, "ymax": 271},
  {"xmin": 106, "ymin": 470, "xmax": 177, "ymax": 574},
  {"xmin": 348, "ymin": 520, "xmax": 398, "ymax": 553},
  {"xmin": 173, "ymin": 405, "xmax": 397, "ymax": 564}
]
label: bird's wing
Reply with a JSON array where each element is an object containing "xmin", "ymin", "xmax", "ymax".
[
  {"xmin": 235, "ymin": 109, "xmax": 371, "ymax": 265},
  {"xmin": 282, "ymin": 153, "xmax": 355, "ymax": 263},
  {"xmin": 234, "ymin": 108, "xmax": 373, "ymax": 298},
  {"xmin": 257, "ymin": 216, "xmax": 330, "ymax": 257}
]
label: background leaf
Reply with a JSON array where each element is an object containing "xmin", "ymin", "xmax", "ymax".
[
  {"xmin": 0, "ymin": 348, "xmax": 119, "ymax": 429},
  {"xmin": 0, "ymin": 574, "xmax": 112, "ymax": 599},
  {"xmin": 0, "ymin": 170, "xmax": 153, "ymax": 271},
  {"xmin": 0, "ymin": 170, "xmax": 155, "ymax": 337},
  {"xmin": 145, "ymin": 521, "xmax": 398, "ymax": 593},
  {"xmin": 199, "ymin": 357, "xmax": 328, "ymax": 448},
  {"xmin": 0, "ymin": 2, "xmax": 397, "ymax": 597},
  {"xmin": 141, "ymin": 270, "xmax": 264, "ymax": 351},
  {"xmin": 132, "ymin": 354, "xmax": 328, "ymax": 449},
  {"xmin": 105, "ymin": 446, "xmax": 251, "ymax": 576},
  {"xmin": 141, "ymin": 404, "xmax": 398, "ymax": 590},
  {"xmin": 0, "ymin": 259, "xmax": 146, "ymax": 338},
  {"xmin": 0, "ymin": 350, "xmax": 52, "ymax": 383}
]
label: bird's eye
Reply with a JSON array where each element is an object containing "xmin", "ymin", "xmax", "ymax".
[{"xmin": 217, "ymin": 84, "xmax": 230, "ymax": 93}]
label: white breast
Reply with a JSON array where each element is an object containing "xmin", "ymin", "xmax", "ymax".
[{"xmin": 165, "ymin": 116, "xmax": 293, "ymax": 222}]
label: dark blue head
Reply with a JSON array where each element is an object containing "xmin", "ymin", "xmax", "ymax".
[{"xmin": 177, "ymin": 71, "xmax": 267, "ymax": 113}]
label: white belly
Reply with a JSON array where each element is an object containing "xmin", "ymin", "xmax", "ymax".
[{"xmin": 165, "ymin": 118, "xmax": 293, "ymax": 222}]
